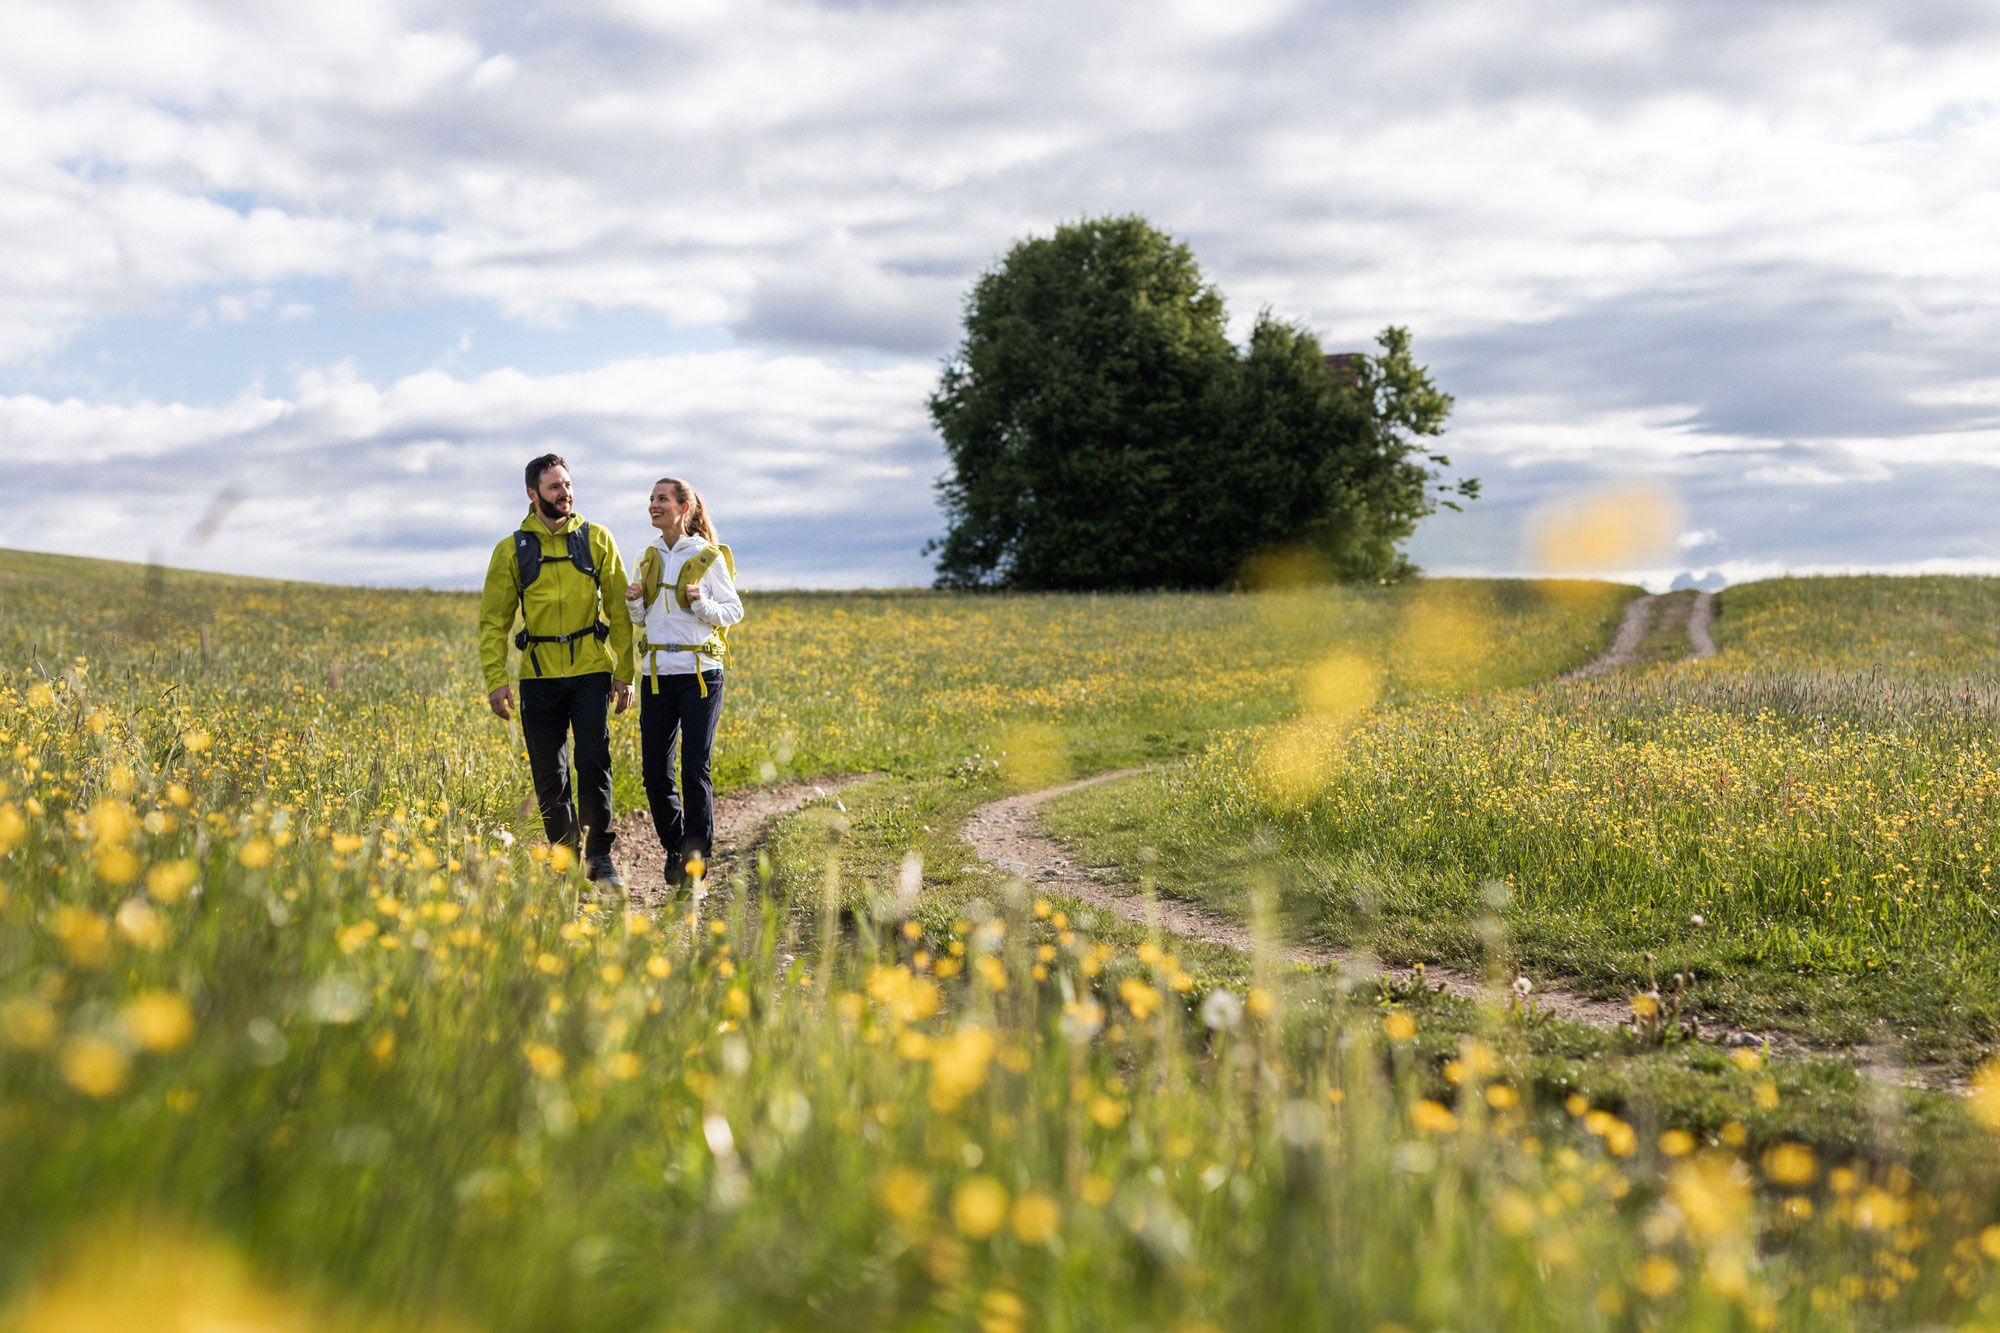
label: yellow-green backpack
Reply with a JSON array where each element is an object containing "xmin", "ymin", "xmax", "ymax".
[{"xmin": 636, "ymin": 543, "xmax": 739, "ymax": 696}]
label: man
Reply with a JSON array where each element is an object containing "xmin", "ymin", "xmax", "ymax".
[{"xmin": 480, "ymin": 454, "xmax": 636, "ymax": 888}]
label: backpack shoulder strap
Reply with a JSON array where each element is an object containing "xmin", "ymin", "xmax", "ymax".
[
  {"xmin": 569, "ymin": 521, "xmax": 598, "ymax": 581},
  {"xmin": 673, "ymin": 543, "xmax": 723, "ymax": 611},
  {"xmin": 512, "ymin": 529, "xmax": 541, "ymax": 591},
  {"xmin": 638, "ymin": 546, "xmax": 664, "ymax": 607}
]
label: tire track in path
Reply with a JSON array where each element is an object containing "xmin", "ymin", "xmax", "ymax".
[{"xmin": 1688, "ymin": 590, "xmax": 1719, "ymax": 659}]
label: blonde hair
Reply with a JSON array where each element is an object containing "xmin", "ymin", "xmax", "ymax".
[{"xmin": 654, "ymin": 476, "xmax": 717, "ymax": 544}]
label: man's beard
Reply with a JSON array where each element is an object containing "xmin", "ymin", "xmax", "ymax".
[{"xmin": 536, "ymin": 494, "xmax": 570, "ymax": 523}]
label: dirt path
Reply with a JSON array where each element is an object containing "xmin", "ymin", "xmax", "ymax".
[
  {"xmin": 964, "ymin": 769, "xmax": 1642, "ymax": 1028},
  {"xmin": 610, "ymin": 775, "xmax": 868, "ymax": 906},
  {"xmin": 963, "ymin": 765, "xmax": 1811, "ymax": 1049}
]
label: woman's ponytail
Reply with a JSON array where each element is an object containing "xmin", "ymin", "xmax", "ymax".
[{"xmin": 686, "ymin": 490, "xmax": 717, "ymax": 544}]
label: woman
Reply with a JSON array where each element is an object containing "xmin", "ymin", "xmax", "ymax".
[{"xmin": 624, "ymin": 476, "xmax": 744, "ymax": 893}]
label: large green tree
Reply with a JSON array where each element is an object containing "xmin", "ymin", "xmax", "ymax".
[{"xmin": 928, "ymin": 215, "xmax": 1474, "ymax": 589}]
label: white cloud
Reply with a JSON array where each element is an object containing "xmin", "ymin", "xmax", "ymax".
[
  {"xmin": 0, "ymin": 349, "xmax": 940, "ymax": 586},
  {"xmin": 3, "ymin": 0, "xmax": 2000, "ymax": 583}
]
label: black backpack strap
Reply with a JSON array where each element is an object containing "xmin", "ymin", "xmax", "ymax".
[
  {"xmin": 513, "ymin": 530, "xmax": 542, "ymax": 589},
  {"xmin": 570, "ymin": 522, "xmax": 598, "ymax": 581}
]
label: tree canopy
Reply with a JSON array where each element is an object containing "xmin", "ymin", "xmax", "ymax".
[{"xmin": 927, "ymin": 215, "xmax": 1476, "ymax": 589}]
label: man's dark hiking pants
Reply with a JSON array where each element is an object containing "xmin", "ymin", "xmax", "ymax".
[
  {"xmin": 519, "ymin": 671, "xmax": 615, "ymax": 858},
  {"xmin": 640, "ymin": 670, "xmax": 724, "ymax": 862}
]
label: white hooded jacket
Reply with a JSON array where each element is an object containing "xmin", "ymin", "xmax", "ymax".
[{"xmin": 625, "ymin": 533, "xmax": 744, "ymax": 681}]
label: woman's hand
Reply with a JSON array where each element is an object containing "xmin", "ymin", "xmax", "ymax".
[
  {"xmin": 686, "ymin": 583, "xmax": 705, "ymax": 604},
  {"xmin": 625, "ymin": 579, "xmax": 644, "ymax": 601}
]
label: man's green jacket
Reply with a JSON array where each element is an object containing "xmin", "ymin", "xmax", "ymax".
[{"xmin": 479, "ymin": 510, "xmax": 636, "ymax": 694}]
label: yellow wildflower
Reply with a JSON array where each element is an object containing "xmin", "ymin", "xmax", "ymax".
[
  {"xmin": 53, "ymin": 906, "xmax": 113, "ymax": 969},
  {"xmin": 952, "ymin": 1176, "xmax": 1009, "ymax": 1240},
  {"xmin": 879, "ymin": 1166, "xmax": 930, "ymax": 1221},
  {"xmin": 145, "ymin": 859, "xmax": 198, "ymax": 903},
  {"xmin": 122, "ymin": 991, "xmax": 195, "ymax": 1052},
  {"xmin": 1010, "ymin": 1193, "xmax": 1061, "ymax": 1245},
  {"xmin": 59, "ymin": 1035, "xmax": 131, "ymax": 1098}
]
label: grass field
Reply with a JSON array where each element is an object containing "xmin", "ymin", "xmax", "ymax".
[
  {"xmin": 8, "ymin": 549, "xmax": 2000, "ymax": 1329},
  {"xmin": 1047, "ymin": 576, "xmax": 2000, "ymax": 1066}
]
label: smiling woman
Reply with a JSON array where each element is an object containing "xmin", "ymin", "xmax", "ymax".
[{"xmin": 625, "ymin": 475, "xmax": 743, "ymax": 894}]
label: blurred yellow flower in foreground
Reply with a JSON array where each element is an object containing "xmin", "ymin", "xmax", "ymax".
[
  {"xmin": 878, "ymin": 1166, "xmax": 931, "ymax": 1223},
  {"xmin": 1523, "ymin": 483, "xmax": 1682, "ymax": 576},
  {"xmin": 866, "ymin": 965, "xmax": 942, "ymax": 1023},
  {"xmin": 145, "ymin": 860, "xmax": 198, "ymax": 904},
  {"xmin": 59, "ymin": 1036, "xmax": 131, "ymax": 1098},
  {"xmin": 1671, "ymin": 1154, "xmax": 1752, "ymax": 1245},
  {"xmin": 94, "ymin": 847, "xmax": 141, "ymax": 887},
  {"xmin": 116, "ymin": 899, "xmax": 166, "ymax": 950},
  {"xmin": 929, "ymin": 1026, "xmax": 996, "ymax": 1111},
  {"xmin": 1761, "ymin": 1142, "xmax": 1818, "ymax": 1189},
  {"xmin": 1010, "ymin": 1192, "xmax": 1061, "ymax": 1245},
  {"xmin": 1302, "ymin": 651, "xmax": 1382, "ymax": 720},
  {"xmin": 952, "ymin": 1176, "xmax": 1009, "ymax": 1240},
  {"xmin": 88, "ymin": 799, "xmax": 137, "ymax": 847},
  {"xmin": 996, "ymin": 720, "xmax": 1068, "ymax": 792},
  {"xmin": 1969, "ymin": 1060, "xmax": 2000, "ymax": 1134},
  {"xmin": 52, "ymin": 907, "xmax": 112, "ymax": 970},
  {"xmin": 122, "ymin": 992, "xmax": 195, "ymax": 1052},
  {"xmin": 10, "ymin": 1222, "xmax": 340, "ymax": 1332},
  {"xmin": 1254, "ymin": 720, "xmax": 1342, "ymax": 808},
  {"xmin": 1410, "ymin": 1100, "xmax": 1457, "ymax": 1133},
  {"xmin": 1118, "ymin": 977, "xmax": 1160, "ymax": 1021}
]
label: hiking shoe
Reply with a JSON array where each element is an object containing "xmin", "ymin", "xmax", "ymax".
[
  {"xmin": 663, "ymin": 854, "xmax": 686, "ymax": 896},
  {"xmin": 585, "ymin": 854, "xmax": 625, "ymax": 890}
]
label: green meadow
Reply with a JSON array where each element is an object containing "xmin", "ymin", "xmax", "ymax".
[{"xmin": 6, "ymin": 548, "xmax": 2000, "ymax": 1330}]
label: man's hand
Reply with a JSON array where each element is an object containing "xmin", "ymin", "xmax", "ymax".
[
  {"xmin": 612, "ymin": 681, "xmax": 633, "ymax": 715},
  {"xmin": 488, "ymin": 686, "xmax": 514, "ymax": 721},
  {"xmin": 625, "ymin": 579, "xmax": 644, "ymax": 601}
]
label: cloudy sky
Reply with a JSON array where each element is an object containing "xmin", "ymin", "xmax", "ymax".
[{"xmin": 4, "ymin": 0, "xmax": 1996, "ymax": 589}]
